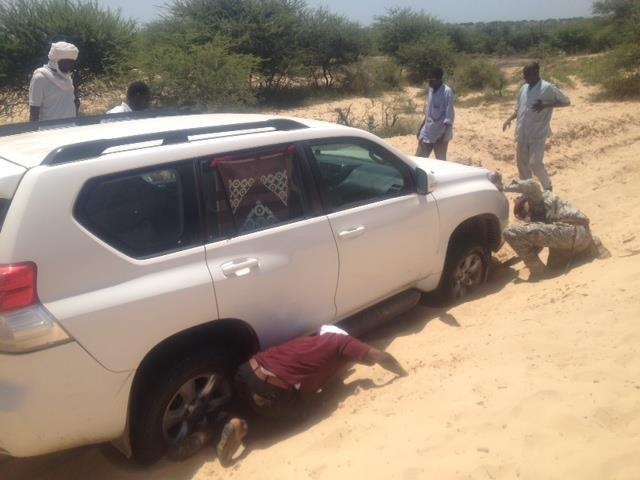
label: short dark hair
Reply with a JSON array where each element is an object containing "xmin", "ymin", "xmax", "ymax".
[
  {"xmin": 429, "ymin": 67, "xmax": 444, "ymax": 80},
  {"xmin": 523, "ymin": 62, "xmax": 540, "ymax": 74},
  {"xmin": 127, "ymin": 81, "xmax": 150, "ymax": 100}
]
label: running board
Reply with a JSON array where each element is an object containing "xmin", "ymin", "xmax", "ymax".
[{"xmin": 337, "ymin": 289, "xmax": 422, "ymax": 338}]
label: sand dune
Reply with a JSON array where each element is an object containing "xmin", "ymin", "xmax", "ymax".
[{"xmin": 2, "ymin": 79, "xmax": 640, "ymax": 480}]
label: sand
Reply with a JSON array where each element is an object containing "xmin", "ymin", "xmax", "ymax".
[{"xmin": 2, "ymin": 78, "xmax": 640, "ymax": 480}]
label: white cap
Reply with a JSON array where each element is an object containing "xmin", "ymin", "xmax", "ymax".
[
  {"xmin": 319, "ymin": 324, "xmax": 348, "ymax": 336},
  {"xmin": 48, "ymin": 41, "xmax": 79, "ymax": 62}
]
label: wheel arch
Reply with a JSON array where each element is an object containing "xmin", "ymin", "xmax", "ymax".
[
  {"xmin": 115, "ymin": 318, "xmax": 259, "ymax": 457},
  {"xmin": 446, "ymin": 213, "xmax": 502, "ymax": 255}
]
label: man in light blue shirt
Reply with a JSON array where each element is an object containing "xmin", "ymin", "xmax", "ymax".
[
  {"xmin": 416, "ymin": 67, "xmax": 455, "ymax": 160},
  {"xmin": 503, "ymin": 62, "xmax": 570, "ymax": 191}
]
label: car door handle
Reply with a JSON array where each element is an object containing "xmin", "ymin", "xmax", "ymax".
[
  {"xmin": 221, "ymin": 258, "xmax": 259, "ymax": 277},
  {"xmin": 338, "ymin": 226, "xmax": 366, "ymax": 240}
]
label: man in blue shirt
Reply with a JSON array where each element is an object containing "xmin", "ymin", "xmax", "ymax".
[
  {"xmin": 503, "ymin": 62, "xmax": 570, "ymax": 192},
  {"xmin": 416, "ymin": 67, "xmax": 455, "ymax": 160}
]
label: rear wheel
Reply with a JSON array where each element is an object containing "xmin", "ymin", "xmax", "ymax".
[
  {"xmin": 437, "ymin": 241, "xmax": 489, "ymax": 304},
  {"xmin": 130, "ymin": 350, "xmax": 234, "ymax": 464}
]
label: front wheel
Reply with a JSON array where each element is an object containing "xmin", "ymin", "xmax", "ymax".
[
  {"xmin": 130, "ymin": 350, "xmax": 234, "ymax": 464},
  {"xmin": 437, "ymin": 242, "xmax": 489, "ymax": 304}
]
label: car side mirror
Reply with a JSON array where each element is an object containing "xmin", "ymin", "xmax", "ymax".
[{"xmin": 416, "ymin": 167, "xmax": 429, "ymax": 195}]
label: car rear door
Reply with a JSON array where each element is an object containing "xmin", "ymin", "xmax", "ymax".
[
  {"xmin": 304, "ymin": 138, "xmax": 439, "ymax": 319},
  {"xmin": 201, "ymin": 144, "xmax": 339, "ymax": 348}
]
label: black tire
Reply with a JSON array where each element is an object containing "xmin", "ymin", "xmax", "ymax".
[
  {"xmin": 436, "ymin": 241, "xmax": 489, "ymax": 305},
  {"xmin": 130, "ymin": 349, "xmax": 235, "ymax": 464}
]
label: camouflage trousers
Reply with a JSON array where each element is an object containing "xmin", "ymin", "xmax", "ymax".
[{"xmin": 503, "ymin": 222, "xmax": 593, "ymax": 271}]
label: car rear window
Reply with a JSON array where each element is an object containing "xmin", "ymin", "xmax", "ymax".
[{"xmin": 74, "ymin": 163, "xmax": 200, "ymax": 257}]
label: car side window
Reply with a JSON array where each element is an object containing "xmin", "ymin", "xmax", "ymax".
[
  {"xmin": 200, "ymin": 145, "xmax": 309, "ymax": 239},
  {"xmin": 75, "ymin": 163, "xmax": 199, "ymax": 257},
  {"xmin": 306, "ymin": 139, "xmax": 414, "ymax": 212}
]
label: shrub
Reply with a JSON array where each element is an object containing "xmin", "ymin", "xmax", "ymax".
[
  {"xmin": 342, "ymin": 57, "xmax": 403, "ymax": 97},
  {"xmin": 396, "ymin": 36, "xmax": 456, "ymax": 82},
  {"xmin": 453, "ymin": 58, "xmax": 505, "ymax": 95},
  {"xmin": 374, "ymin": 7, "xmax": 443, "ymax": 57},
  {"xmin": 133, "ymin": 33, "xmax": 258, "ymax": 110},
  {"xmin": 592, "ymin": 43, "xmax": 640, "ymax": 99},
  {"xmin": 334, "ymin": 97, "xmax": 418, "ymax": 138},
  {"xmin": 167, "ymin": 0, "xmax": 306, "ymax": 89}
]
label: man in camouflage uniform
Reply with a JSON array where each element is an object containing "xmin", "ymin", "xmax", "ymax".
[{"xmin": 502, "ymin": 179, "xmax": 607, "ymax": 279}]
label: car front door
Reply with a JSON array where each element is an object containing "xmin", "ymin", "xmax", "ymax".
[
  {"xmin": 305, "ymin": 138, "xmax": 439, "ymax": 318},
  {"xmin": 201, "ymin": 144, "xmax": 339, "ymax": 348}
]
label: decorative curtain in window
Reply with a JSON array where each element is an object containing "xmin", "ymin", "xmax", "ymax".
[{"xmin": 214, "ymin": 147, "xmax": 294, "ymax": 233}]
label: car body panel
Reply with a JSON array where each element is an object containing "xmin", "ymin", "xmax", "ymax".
[
  {"xmin": 205, "ymin": 216, "xmax": 339, "ymax": 349},
  {"xmin": 0, "ymin": 342, "xmax": 132, "ymax": 456},
  {"xmin": 0, "ymin": 114, "xmax": 509, "ymax": 457},
  {"xmin": 327, "ymin": 194, "xmax": 439, "ymax": 318}
]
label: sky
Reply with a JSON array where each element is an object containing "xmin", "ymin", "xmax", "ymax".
[{"xmin": 96, "ymin": 0, "xmax": 595, "ymax": 25}]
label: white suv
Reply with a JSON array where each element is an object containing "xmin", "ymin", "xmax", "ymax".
[{"xmin": 0, "ymin": 113, "xmax": 508, "ymax": 462}]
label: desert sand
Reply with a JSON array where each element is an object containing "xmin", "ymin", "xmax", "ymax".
[{"xmin": 2, "ymin": 77, "xmax": 640, "ymax": 480}]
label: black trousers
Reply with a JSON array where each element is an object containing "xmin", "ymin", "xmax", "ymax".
[{"xmin": 234, "ymin": 361, "xmax": 302, "ymax": 421}]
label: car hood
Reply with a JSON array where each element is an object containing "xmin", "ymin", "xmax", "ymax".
[{"xmin": 408, "ymin": 155, "xmax": 492, "ymax": 188}]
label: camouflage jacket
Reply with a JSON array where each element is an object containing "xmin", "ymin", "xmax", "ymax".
[{"xmin": 505, "ymin": 179, "xmax": 590, "ymax": 226}]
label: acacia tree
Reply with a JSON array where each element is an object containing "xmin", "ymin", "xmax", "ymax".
[
  {"xmin": 374, "ymin": 8, "xmax": 443, "ymax": 57},
  {"xmin": 373, "ymin": 8, "xmax": 453, "ymax": 81},
  {"xmin": 298, "ymin": 9, "xmax": 366, "ymax": 88},
  {"xmin": 133, "ymin": 24, "xmax": 258, "ymax": 109},
  {"xmin": 0, "ymin": 0, "xmax": 135, "ymax": 91},
  {"xmin": 168, "ymin": 0, "xmax": 307, "ymax": 88}
]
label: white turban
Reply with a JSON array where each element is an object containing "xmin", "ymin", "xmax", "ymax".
[{"xmin": 48, "ymin": 41, "xmax": 79, "ymax": 62}]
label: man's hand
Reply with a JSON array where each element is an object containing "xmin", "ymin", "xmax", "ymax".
[
  {"xmin": 365, "ymin": 348, "xmax": 408, "ymax": 377},
  {"xmin": 416, "ymin": 119, "xmax": 425, "ymax": 140},
  {"xmin": 533, "ymin": 99, "xmax": 551, "ymax": 113},
  {"xmin": 502, "ymin": 116, "xmax": 514, "ymax": 132}
]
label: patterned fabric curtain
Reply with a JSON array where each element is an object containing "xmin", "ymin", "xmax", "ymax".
[{"xmin": 214, "ymin": 147, "xmax": 294, "ymax": 233}]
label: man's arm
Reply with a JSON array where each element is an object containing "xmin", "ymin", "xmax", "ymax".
[
  {"xmin": 533, "ymin": 84, "xmax": 570, "ymax": 112},
  {"xmin": 363, "ymin": 347, "xmax": 408, "ymax": 377},
  {"xmin": 503, "ymin": 85, "xmax": 521, "ymax": 131},
  {"xmin": 29, "ymin": 73, "xmax": 44, "ymax": 122},
  {"xmin": 416, "ymin": 118, "xmax": 425, "ymax": 139},
  {"xmin": 29, "ymin": 106, "xmax": 40, "ymax": 122},
  {"xmin": 444, "ymin": 87, "xmax": 454, "ymax": 127}
]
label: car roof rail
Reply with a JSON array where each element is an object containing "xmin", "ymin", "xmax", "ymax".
[
  {"xmin": 42, "ymin": 118, "xmax": 308, "ymax": 165},
  {"xmin": 0, "ymin": 109, "xmax": 197, "ymax": 139}
]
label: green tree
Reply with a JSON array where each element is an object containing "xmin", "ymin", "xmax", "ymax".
[
  {"xmin": 396, "ymin": 36, "xmax": 456, "ymax": 82},
  {"xmin": 133, "ymin": 28, "xmax": 258, "ymax": 109},
  {"xmin": 0, "ymin": 0, "xmax": 135, "ymax": 91},
  {"xmin": 167, "ymin": 0, "xmax": 306, "ymax": 88},
  {"xmin": 298, "ymin": 8, "xmax": 365, "ymax": 88},
  {"xmin": 374, "ymin": 7, "xmax": 443, "ymax": 57},
  {"xmin": 454, "ymin": 58, "xmax": 505, "ymax": 95}
]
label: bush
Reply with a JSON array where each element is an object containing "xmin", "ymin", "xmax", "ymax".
[
  {"xmin": 297, "ymin": 9, "xmax": 366, "ymax": 88},
  {"xmin": 342, "ymin": 57, "xmax": 403, "ymax": 97},
  {"xmin": 334, "ymin": 97, "xmax": 418, "ymax": 138},
  {"xmin": 133, "ymin": 33, "xmax": 258, "ymax": 110},
  {"xmin": 0, "ymin": 0, "xmax": 135, "ymax": 91},
  {"xmin": 453, "ymin": 58, "xmax": 505, "ymax": 95},
  {"xmin": 167, "ymin": 0, "xmax": 306, "ymax": 89},
  {"xmin": 374, "ymin": 7, "xmax": 443, "ymax": 57},
  {"xmin": 590, "ymin": 43, "xmax": 640, "ymax": 99},
  {"xmin": 396, "ymin": 36, "xmax": 456, "ymax": 82}
]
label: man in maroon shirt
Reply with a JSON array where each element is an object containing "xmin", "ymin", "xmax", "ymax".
[{"xmin": 168, "ymin": 329, "xmax": 407, "ymax": 465}]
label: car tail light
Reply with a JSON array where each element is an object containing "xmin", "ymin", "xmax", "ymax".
[
  {"xmin": 0, "ymin": 263, "xmax": 37, "ymax": 312},
  {"xmin": 0, "ymin": 263, "xmax": 71, "ymax": 353}
]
